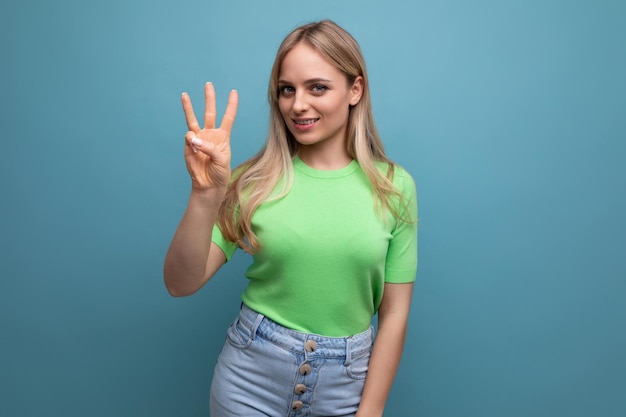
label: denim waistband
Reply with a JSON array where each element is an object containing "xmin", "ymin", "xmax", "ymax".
[{"xmin": 236, "ymin": 303, "xmax": 374, "ymax": 361}]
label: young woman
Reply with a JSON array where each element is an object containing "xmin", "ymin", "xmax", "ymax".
[{"xmin": 164, "ymin": 20, "xmax": 418, "ymax": 417}]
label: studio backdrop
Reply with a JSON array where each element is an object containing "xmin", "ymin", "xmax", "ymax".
[{"xmin": 1, "ymin": 0, "xmax": 624, "ymax": 416}]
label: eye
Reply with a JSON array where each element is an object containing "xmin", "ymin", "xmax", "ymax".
[
  {"xmin": 311, "ymin": 84, "xmax": 328, "ymax": 94},
  {"xmin": 279, "ymin": 85, "xmax": 295, "ymax": 96}
]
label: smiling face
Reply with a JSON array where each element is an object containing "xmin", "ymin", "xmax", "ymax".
[{"xmin": 277, "ymin": 43, "xmax": 363, "ymax": 157}]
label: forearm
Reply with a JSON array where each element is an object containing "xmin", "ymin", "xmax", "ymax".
[
  {"xmin": 356, "ymin": 281, "xmax": 414, "ymax": 417},
  {"xmin": 356, "ymin": 314, "xmax": 408, "ymax": 417},
  {"xmin": 163, "ymin": 188, "xmax": 225, "ymax": 295}
]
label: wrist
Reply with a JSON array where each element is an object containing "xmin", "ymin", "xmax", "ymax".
[{"xmin": 188, "ymin": 187, "xmax": 227, "ymax": 208}]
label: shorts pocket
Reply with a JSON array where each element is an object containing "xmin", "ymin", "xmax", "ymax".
[
  {"xmin": 345, "ymin": 350, "xmax": 371, "ymax": 380},
  {"xmin": 225, "ymin": 318, "xmax": 253, "ymax": 350}
]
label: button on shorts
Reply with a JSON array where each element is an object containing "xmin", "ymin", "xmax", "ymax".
[{"xmin": 210, "ymin": 303, "xmax": 374, "ymax": 416}]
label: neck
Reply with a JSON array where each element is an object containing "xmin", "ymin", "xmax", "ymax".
[{"xmin": 298, "ymin": 144, "xmax": 351, "ymax": 170}]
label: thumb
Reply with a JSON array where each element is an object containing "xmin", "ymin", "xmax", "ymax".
[{"xmin": 192, "ymin": 137, "xmax": 229, "ymax": 166}]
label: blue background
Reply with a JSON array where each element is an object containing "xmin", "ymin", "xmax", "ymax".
[{"xmin": 1, "ymin": 0, "xmax": 624, "ymax": 416}]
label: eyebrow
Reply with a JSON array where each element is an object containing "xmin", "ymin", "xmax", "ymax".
[{"xmin": 277, "ymin": 77, "xmax": 333, "ymax": 85}]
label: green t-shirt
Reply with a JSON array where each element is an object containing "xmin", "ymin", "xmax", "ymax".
[{"xmin": 212, "ymin": 157, "xmax": 418, "ymax": 336}]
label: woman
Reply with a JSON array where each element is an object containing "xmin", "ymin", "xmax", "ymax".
[{"xmin": 164, "ymin": 20, "xmax": 417, "ymax": 417}]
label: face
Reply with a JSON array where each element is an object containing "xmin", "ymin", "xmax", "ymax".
[{"xmin": 277, "ymin": 43, "xmax": 363, "ymax": 152}]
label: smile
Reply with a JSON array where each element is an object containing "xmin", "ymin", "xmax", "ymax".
[
  {"xmin": 292, "ymin": 118, "xmax": 320, "ymax": 131},
  {"xmin": 293, "ymin": 118, "xmax": 319, "ymax": 125}
]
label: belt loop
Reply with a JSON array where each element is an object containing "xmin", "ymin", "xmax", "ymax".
[
  {"xmin": 250, "ymin": 311, "xmax": 264, "ymax": 340},
  {"xmin": 344, "ymin": 336, "xmax": 352, "ymax": 366}
]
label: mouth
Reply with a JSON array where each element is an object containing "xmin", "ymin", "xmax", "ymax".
[{"xmin": 292, "ymin": 118, "xmax": 320, "ymax": 130}]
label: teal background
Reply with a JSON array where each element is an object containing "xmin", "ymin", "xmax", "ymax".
[{"xmin": 1, "ymin": 0, "xmax": 624, "ymax": 416}]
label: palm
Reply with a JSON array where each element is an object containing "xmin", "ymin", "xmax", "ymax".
[{"xmin": 181, "ymin": 82, "xmax": 238, "ymax": 190}]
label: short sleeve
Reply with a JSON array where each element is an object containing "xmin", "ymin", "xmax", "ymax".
[
  {"xmin": 211, "ymin": 224, "xmax": 239, "ymax": 261},
  {"xmin": 384, "ymin": 167, "xmax": 418, "ymax": 283}
]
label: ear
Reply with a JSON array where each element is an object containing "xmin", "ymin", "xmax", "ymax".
[{"xmin": 349, "ymin": 76, "xmax": 364, "ymax": 106}]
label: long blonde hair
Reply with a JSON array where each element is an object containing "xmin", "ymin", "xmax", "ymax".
[{"xmin": 218, "ymin": 20, "xmax": 407, "ymax": 253}]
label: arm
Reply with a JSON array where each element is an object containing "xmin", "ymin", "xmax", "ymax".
[
  {"xmin": 356, "ymin": 282, "xmax": 414, "ymax": 417},
  {"xmin": 163, "ymin": 83, "xmax": 238, "ymax": 296},
  {"xmin": 163, "ymin": 190, "xmax": 227, "ymax": 296}
]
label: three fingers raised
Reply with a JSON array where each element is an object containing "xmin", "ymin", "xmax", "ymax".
[{"xmin": 182, "ymin": 83, "xmax": 238, "ymax": 134}]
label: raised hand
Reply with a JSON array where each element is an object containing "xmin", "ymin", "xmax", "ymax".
[{"xmin": 181, "ymin": 82, "xmax": 238, "ymax": 191}]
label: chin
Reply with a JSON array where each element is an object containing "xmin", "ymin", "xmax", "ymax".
[{"xmin": 294, "ymin": 137, "xmax": 323, "ymax": 147}]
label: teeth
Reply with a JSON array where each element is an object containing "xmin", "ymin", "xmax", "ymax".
[{"xmin": 295, "ymin": 119, "xmax": 318, "ymax": 125}]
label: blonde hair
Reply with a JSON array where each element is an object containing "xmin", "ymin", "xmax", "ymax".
[{"xmin": 218, "ymin": 20, "xmax": 408, "ymax": 253}]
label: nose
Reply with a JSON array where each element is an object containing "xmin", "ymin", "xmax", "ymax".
[{"xmin": 292, "ymin": 90, "xmax": 309, "ymax": 113}]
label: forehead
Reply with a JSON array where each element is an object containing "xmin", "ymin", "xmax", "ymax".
[{"xmin": 278, "ymin": 43, "xmax": 344, "ymax": 82}]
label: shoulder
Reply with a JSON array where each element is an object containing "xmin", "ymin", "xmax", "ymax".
[
  {"xmin": 392, "ymin": 163, "xmax": 414, "ymax": 184},
  {"xmin": 373, "ymin": 161, "xmax": 416, "ymax": 194}
]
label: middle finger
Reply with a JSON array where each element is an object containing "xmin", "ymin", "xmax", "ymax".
[{"xmin": 204, "ymin": 82, "xmax": 217, "ymax": 130}]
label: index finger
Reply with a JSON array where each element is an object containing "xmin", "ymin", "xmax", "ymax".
[
  {"xmin": 219, "ymin": 90, "xmax": 238, "ymax": 133},
  {"xmin": 181, "ymin": 92, "xmax": 201, "ymax": 133}
]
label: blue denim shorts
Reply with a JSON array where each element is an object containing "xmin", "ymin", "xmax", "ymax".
[{"xmin": 210, "ymin": 304, "xmax": 374, "ymax": 417}]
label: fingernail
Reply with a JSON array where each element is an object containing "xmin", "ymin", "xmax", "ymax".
[{"xmin": 191, "ymin": 137, "xmax": 202, "ymax": 146}]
